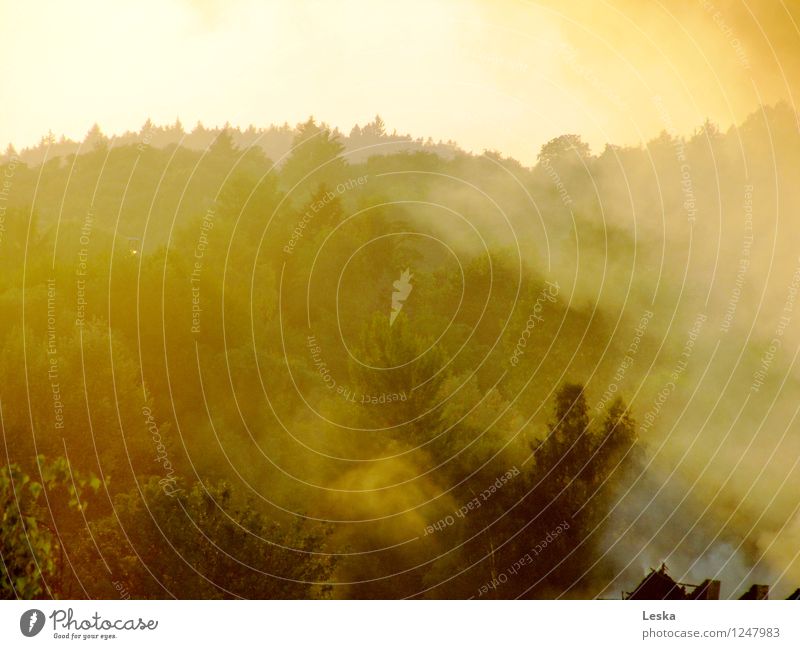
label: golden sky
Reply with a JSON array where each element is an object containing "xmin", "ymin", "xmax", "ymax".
[{"xmin": 1, "ymin": 0, "xmax": 798, "ymax": 163}]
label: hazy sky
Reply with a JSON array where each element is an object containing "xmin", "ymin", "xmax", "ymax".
[{"xmin": 1, "ymin": 0, "xmax": 798, "ymax": 163}]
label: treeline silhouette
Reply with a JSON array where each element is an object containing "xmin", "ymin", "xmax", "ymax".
[{"xmin": 3, "ymin": 115, "xmax": 460, "ymax": 169}]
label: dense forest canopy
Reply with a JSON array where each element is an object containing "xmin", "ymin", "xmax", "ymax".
[{"xmin": 2, "ymin": 104, "xmax": 800, "ymax": 598}]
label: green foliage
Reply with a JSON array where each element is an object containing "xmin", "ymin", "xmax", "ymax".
[
  {"xmin": 1, "ymin": 456, "xmax": 101, "ymax": 599},
  {"xmin": 79, "ymin": 478, "xmax": 334, "ymax": 599},
  {"xmin": 537, "ymin": 134, "xmax": 591, "ymax": 166},
  {"xmin": 281, "ymin": 117, "xmax": 345, "ymax": 191}
]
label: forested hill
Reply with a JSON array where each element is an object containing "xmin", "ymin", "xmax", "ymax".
[{"xmin": 1, "ymin": 103, "xmax": 799, "ymax": 599}]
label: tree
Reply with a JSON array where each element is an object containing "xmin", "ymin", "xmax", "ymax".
[
  {"xmin": 84, "ymin": 123, "xmax": 108, "ymax": 151},
  {"xmin": 537, "ymin": 134, "xmax": 590, "ymax": 167},
  {"xmin": 208, "ymin": 128, "xmax": 238, "ymax": 158},
  {"xmin": 281, "ymin": 117, "xmax": 345, "ymax": 191},
  {"xmin": 362, "ymin": 114, "xmax": 386, "ymax": 138},
  {"xmin": 79, "ymin": 478, "xmax": 335, "ymax": 598},
  {"xmin": 1, "ymin": 457, "xmax": 100, "ymax": 599},
  {"xmin": 40, "ymin": 130, "xmax": 56, "ymax": 147},
  {"xmin": 140, "ymin": 118, "xmax": 154, "ymax": 137},
  {"xmin": 535, "ymin": 382, "xmax": 593, "ymax": 489},
  {"xmin": 3, "ymin": 143, "xmax": 17, "ymax": 162},
  {"xmin": 595, "ymin": 397, "xmax": 638, "ymax": 477}
]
